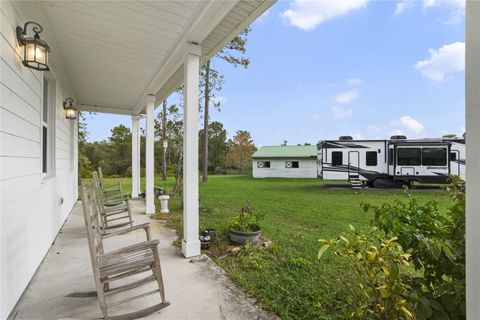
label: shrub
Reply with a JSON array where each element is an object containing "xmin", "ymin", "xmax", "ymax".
[
  {"xmin": 319, "ymin": 226, "xmax": 415, "ymax": 320},
  {"xmin": 227, "ymin": 201, "xmax": 263, "ymax": 232},
  {"xmin": 319, "ymin": 177, "xmax": 465, "ymax": 319}
]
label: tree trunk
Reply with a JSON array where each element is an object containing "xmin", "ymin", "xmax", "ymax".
[
  {"xmin": 202, "ymin": 61, "xmax": 210, "ymax": 183},
  {"xmin": 162, "ymin": 100, "xmax": 167, "ymax": 181}
]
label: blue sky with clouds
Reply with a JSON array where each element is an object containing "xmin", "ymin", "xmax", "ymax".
[{"xmin": 85, "ymin": 0, "xmax": 465, "ymax": 146}]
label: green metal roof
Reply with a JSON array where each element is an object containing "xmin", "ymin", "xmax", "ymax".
[{"xmin": 252, "ymin": 145, "xmax": 317, "ymax": 158}]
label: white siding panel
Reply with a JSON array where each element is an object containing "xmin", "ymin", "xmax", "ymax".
[
  {"xmin": 0, "ymin": 133, "xmax": 39, "ymax": 158},
  {"xmin": 253, "ymin": 159, "xmax": 318, "ymax": 179},
  {"xmin": 0, "ymin": 108, "xmax": 40, "ymax": 142},
  {"xmin": 1, "ymin": 171, "xmax": 75, "ymax": 318},
  {"xmin": 0, "ymin": 83, "xmax": 40, "ymax": 126},
  {"xmin": 0, "ymin": 60, "xmax": 41, "ymax": 112},
  {"xmin": 0, "ymin": 2, "xmax": 78, "ymax": 319},
  {"xmin": 0, "ymin": 35, "xmax": 41, "ymax": 94},
  {"xmin": 0, "ymin": 173, "xmax": 39, "ymax": 205},
  {"xmin": 0, "ymin": 157, "xmax": 40, "ymax": 181}
]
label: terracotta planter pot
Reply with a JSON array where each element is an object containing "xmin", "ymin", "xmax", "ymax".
[{"xmin": 228, "ymin": 229, "xmax": 261, "ymax": 244}]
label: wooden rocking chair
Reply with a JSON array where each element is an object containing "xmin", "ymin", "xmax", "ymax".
[
  {"xmin": 94, "ymin": 169, "xmax": 129, "ymax": 207},
  {"xmin": 80, "ymin": 183, "xmax": 169, "ymax": 319},
  {"xmin": 92, "ymin": 172, "xmax": 134, "ymax": 233}
]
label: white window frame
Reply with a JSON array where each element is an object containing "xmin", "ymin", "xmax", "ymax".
[
  {"xmin": 285, "ymin": 161, "xmax": 300, "ymax": 168},
  {"xmin": 41, "ymin": 74, "xmax": 56, "ymax": 180}
]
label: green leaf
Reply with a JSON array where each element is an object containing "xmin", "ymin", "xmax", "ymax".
[
  {"xmin": 339, "ymin": 235, "xmax": 350, "ymax": 245},
  {"xmin": 318, "ymin": 245, "xmax": 331, "ymax": 259}
]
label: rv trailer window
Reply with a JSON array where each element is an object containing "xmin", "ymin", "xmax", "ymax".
[
  {"xmin": 422, "ymin": 148, "xmax": 447, "ymax": 166},
  {"xmin": 397, "ymin": 148, "xmax": 421, "ymax": 165},
  {"xmin": 285, "ymin": 161, "xmax": 299, "ymax": 168},
  {"xmin": 389, "ymin": 149, "xmax": 394, "ymax": 165},
  {"xmin": 332, "ymin": 152, "xmax": 343, "ymax": 166},
  {"xmin": 450, "ymin": 152, "xmax": 457, "ymax": 161},
  {"xmin": 257, "ymin": 161, "xmax": 270, "ymax": 168},
  {"xmin": 366, "ymin": 151, "xmax": 378, "ymax": 166}
]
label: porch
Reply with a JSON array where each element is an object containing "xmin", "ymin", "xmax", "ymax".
[{"xmin": 8, "ymin": 199, "xmax": 277, "ymax": 320}]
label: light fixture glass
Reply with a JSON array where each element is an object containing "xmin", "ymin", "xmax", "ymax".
[
  {"xmin": 63, "ymin": 98, "xmax": 77, "ymax": 120},
  {"xmin": 16, "ymin": 21, "xmax": 50, "ymax": 71}
]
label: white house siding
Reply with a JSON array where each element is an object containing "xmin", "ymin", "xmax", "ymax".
[
  {"xmin": 0, "ymin": 2, "xmax": 78, "ymax": 319},
  {"xmin": 252, "ymin": 159, "xmax": 318, "ymax": 178}
]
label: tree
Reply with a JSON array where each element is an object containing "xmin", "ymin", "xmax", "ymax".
[
  {"xmin": 199, "ymin": 121, "xmax": 228, "ymax": 172},
  {"xmin": 281, "ymin": 140, "xmax": 288, "ymax": 146},
  {"xmin": 155, "ymin": 104, "xmax": 184, "ymax": 192},
  {"xmin": 78, "ymin": 111, "xmax": 95, "ymax": 179},
  {"xmin": 225, "ymin": 130, "xmax": 256, "ymax": 171},
  {"xmin": 108, "ymin": 124, "xmax": 132, "ymax": 176},
  {"xmin": 201, "ymin": 28, "xmax": 250, "ymax": 183}
]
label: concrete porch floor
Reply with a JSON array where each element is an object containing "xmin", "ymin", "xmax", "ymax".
[{"xmin": 8, "ymin": 200, "xmax": 278, "ymax": 320}]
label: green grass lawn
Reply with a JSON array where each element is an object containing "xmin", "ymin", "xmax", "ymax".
[{"xmin": 102, "ymin": 175, "xmax": 451, "ymax": 319}]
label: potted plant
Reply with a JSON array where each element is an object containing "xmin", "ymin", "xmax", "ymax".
[{"xmin": 228, "ymin": 201, "xmax": 263, "ymax": 244}]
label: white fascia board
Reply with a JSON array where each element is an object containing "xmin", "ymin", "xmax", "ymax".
[
  {"xmin": 77, "ymin": 104, "xmax": 135, "ymax": 115},
  {"xmin": 133, "ymin": 1, "xmax": 239, "ymax": 115},
  {"xmin": 203, "ymin": 0, "xmax": 276, "ymax": 61}
]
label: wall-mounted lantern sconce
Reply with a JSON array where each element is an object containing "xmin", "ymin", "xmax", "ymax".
[
  {"xmin": 63, "ymin": 98, "xmax": 77, "ymax": 120},
  {"xmin": 16, "ymin": 21, "xmax": 50, "ymax": 71}
]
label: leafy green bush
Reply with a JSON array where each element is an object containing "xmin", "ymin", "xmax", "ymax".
[
  {"xmin": 228, "ymin": 201, "xmax": 263, "ymax": 232},
  {"xmin": 319, "ymin": 226, "xmax": 415, "ymax": 320},
  {"xmin": 319, "ymin": 177, "xmax": 465, "ymax": 319}
]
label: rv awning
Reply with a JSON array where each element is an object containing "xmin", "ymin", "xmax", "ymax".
[{"xmin": 16, "ymin": 0, "xmax": 274, "ymax": 115}]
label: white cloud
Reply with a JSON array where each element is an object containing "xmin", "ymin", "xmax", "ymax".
[
  {"xmin": 346, "ymin": 78, "xmax": 363, "ymax": 85},
  {"xmin": 398, "ymin": 116, "xmax": 424, "ymax": 134},
  {"xmin": 280, "ymin": 0, "xmax": 369, "ymax": 31},
  {"xmin": 352, "ymin": 132, "xmax": 365, "ymax": 140},
  {"xmin": 415, "ymin": 42, "xmax": 464, "ymax": 82},
  {"xmin": 395, "ymin": 0, "xmax": 464, "ymax": 24},
  {"xmin": 395, "ymin": 0, "xmax": 416, "ymax": 15},
  {"xmin": 335, "ymin": 90, "xmax": 358, "ymax": 104},
  {"xmin": 331, "ymin": 105, "xmax": 352, "ymax": 118},
  {"xmin": 423, "ymin": 0, "xmax": 465, "ymax": 9}
]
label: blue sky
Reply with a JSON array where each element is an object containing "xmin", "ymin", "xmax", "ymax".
[{"xmin": 85, "ymin": 0, "xmax": 465, "ymax": 146}]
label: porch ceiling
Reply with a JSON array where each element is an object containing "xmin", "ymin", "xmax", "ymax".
[{"xmin": 38, "ymin": 0, "xmax": 274, "ymax": 115}]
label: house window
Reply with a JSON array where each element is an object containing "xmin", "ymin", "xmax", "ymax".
[
  {"xmin": 332, "ymin": 152, "xmax": 343, "ymax": 166},
  {"xmin": 257, "ymin": 161, "xmax": 270, "ymax": 168},
  {"xmin": 42, "ymin": 76, "xmax": 55, "ymax": 178},
  {"xmin": 366, "ymin": 151, "xmax": 377, "ymax": 166},
  {"xmin": 285, "ymin": 161, "xmax": 299, "ymax": 168},
  {"xmin": 422, "ymin": 148, "xmax": 447, "ymax": 166},
  {"xmin": 397, "ymin": 148, "xmax": 421, "ymax": 166}
]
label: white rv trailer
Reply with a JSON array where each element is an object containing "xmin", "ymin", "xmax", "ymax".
[{"xmin": 317, "ymin": 136, "xmax": 465, "ymax": 187}]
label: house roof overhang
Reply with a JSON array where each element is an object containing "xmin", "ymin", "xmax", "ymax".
[{"xmin": 15, "ymin": 0, "xmax": 274, "ymax": 115}]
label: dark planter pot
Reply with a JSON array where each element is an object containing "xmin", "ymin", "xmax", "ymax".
[{"xmin": 228, "ymin": 229, "xmax": 261, "ymax": 244}]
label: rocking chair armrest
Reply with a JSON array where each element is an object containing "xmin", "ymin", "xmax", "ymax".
[
  {"xmin": 103, "ymin": 185, "xmax": 122, "ymax": 192},
  {"xmin": 103, "ymin": 193, "xmax": 129, "ymax": 201},
  {"xmin": 102, "ymin": 223, "xmax": 151, "ymax": 239},
  {"xmin": 102, "ymin": 240, "xmax": 160, "ymax": 257},
  {"xmin": 102, "ymin": 183, "xmax": 119, "ymax": 188},
  {"xmin": 102, "ymin": 188, "xmax": 123, "ymax": 194}
]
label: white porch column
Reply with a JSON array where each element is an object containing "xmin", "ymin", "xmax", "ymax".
[
  {"xmin": 145, "ymin": 95, "xmax": 156, "ymax": 214},
  {"xmin": 131, "ymin": 115, "xmax": 140, "ymax": 198},
  {"xmin": 182, "ymin": 43, "xmax": 201, "ymax": 258},
  {"xmin": 466, "ymin": 3, "xmax": 480, "ymax": 318}
]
